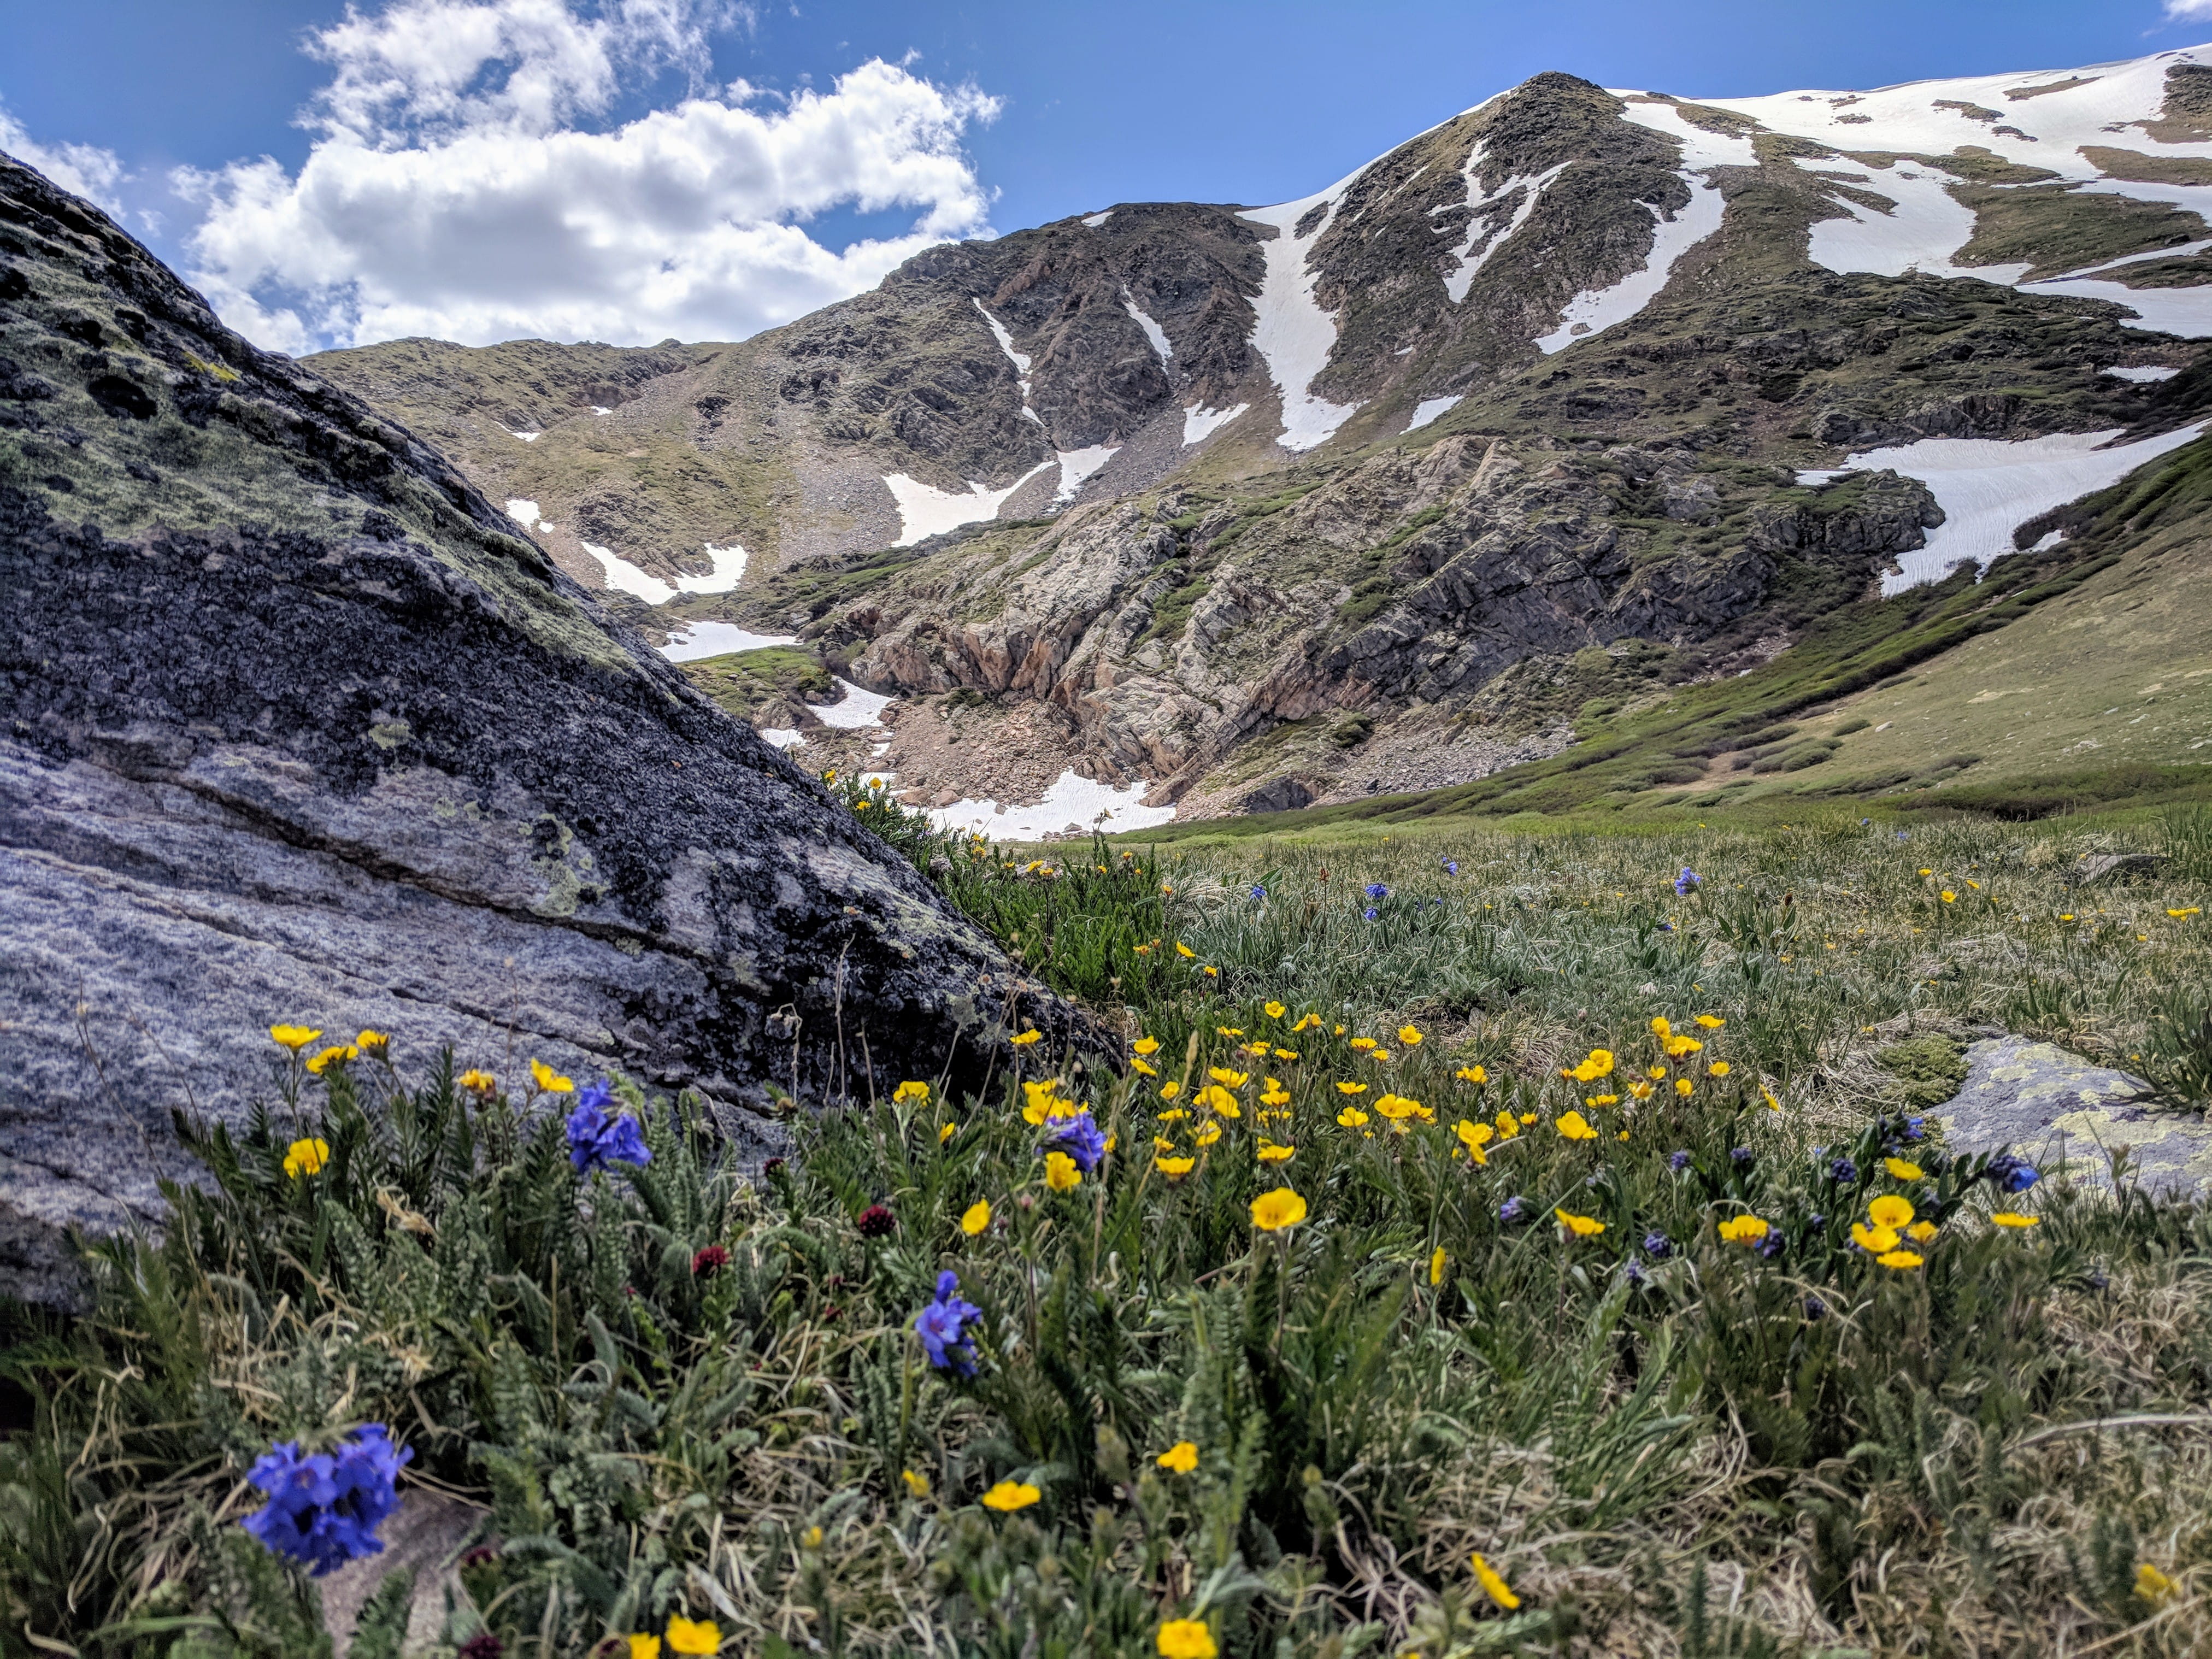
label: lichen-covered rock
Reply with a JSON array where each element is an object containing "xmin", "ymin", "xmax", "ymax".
[
  {"xmin": 0, "ymin": 156, "xmax": 1064, "ymax": 1307},
  {"xmin": 1937, "ymin": 1037, "xmax": 2212, "ymax": 1197}
]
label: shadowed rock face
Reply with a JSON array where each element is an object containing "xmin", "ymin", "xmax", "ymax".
[{"xmin": 0, "ymin": 157, "xmax": 1062, "ymax": 1307}]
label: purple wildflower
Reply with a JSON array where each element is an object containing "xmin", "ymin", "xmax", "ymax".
[
  {"xmin": 1043, "ymin": 1109, "xmax": 1108, "ymax": 1173},
  {"xmin": 915, "ymin": 1270, "xmax": 982, "ymax": 1376},
  {"xmin": 242, "ymin": 1424, "xmax": 411, "ymax": 1576},
  {"xmin": 566, "ymin": 1081, "xmax": 651, "ymax": 1173},
  {"xmin": 1674, "ymin": 868, "xmax": 1701, "ymax": 897}
]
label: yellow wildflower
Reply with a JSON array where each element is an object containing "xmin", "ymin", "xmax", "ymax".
[
  {"xmin": 1495, "ymin": 1108, "xmax": 1519, "ymax": 1139},
  {"xmin": 893, "ymin": 1080, "xmax": 931, "ymax": 1104},
  {"xmin": 1906, "ymin": 1220, "xmax": 1938, "ymax": 1242},
  {"xmin": 1470, "ymin": 1551, "xmax": 1520, "ymax": 1610},
  {"xmin": 1157, "ymin": 1441, "xmax": 1199, "ymax": 1473},
  {"xmin": 1175, "ymin": 942, "xmax": 1195, "ymax": 958},
  {"xmin": 982, "ymin": 1480, "xmax": 1041, "ymax": 1512},
  {"xmin": 458, "ymin": 1068, "xmax": 497, "ymax": 1095},
  {"xmin": 1010, "ymin": 1029, "xmax": 1043, "ymax": 1047},
  {"xmin": 305, "ymin": 1044, "xmax": 358, "ymax": 1075},
  {"xmin": 284, "ymin": 1138, "xmax": 330, "ymax": 1179},
  {"xmin": 901, "ymin": 1468, "xmax": 931, "ymax": 1499},
  {"xmin": 1160, "ymin": 1080, "xmax": 1182, "ymax": 1099},
  {"xmin": 1851, "ymin": 1222, "xmax": 1902, "ymax": 1255},
  {"xmin": 1867, "ymin": 1194, "xmax": 1915, "ymax": 1230},
  {"xmin": 355, "ymin": 1029, "xmax": 390, "ymax": 1053},
  {"xmin": 1351, "ymin": 1037, "xmax": 1377, "ymax": 1051},
  {"xmin": 530, "ymin": 1058, "xmax": 573, "ymax": 1094},
  {"xmin": 1650, "ymin": 1016, "xmax": 1672, "ymax": 1040},
  {"xmin": 940, "ymin": 1121, "xmax": 958, "ymax": 1143},
  {"xmin": 1456, "ymin": 1064, "xmax": 1488, "ymax": 1084},
  {"xmin": 1674, "ymin": 1078, "xmax": 1693, "ymax": 1097},
  {"xmin": 664, "ymin": 1618, "xmax": 721, "ymax": 1656},
  {"xmin": 1257, "ymin": 1142, "xmax": 1295, "ymax": 1164},
  {"xmin": 1208, "ymin": 1067, "xmax": 1250, "ymax": 1088},
  {"xmin": 629, "ymin": 1636, "xmax": 661, "ymax": 1659},
  {"xmin": 1555, "ymin": 1111, "xmax": 1598, "ymax": 1142},
  {"xmin": 1193, "ymin": 1122, "xmax": 1222, "ymax": 1146},
  {"xmin": 1274, "ymin": 1047, "xmax": 1299, "ymax": 1060},
  {"xmin": 1133, "ymin": 1036, "xmax": 1161, "ymax": 1056},
  {"xmin": 1132, "ymin": 1058, "xmax": 1159, "ymax": 1076},
  {"xmin": 2137, "ymin": 1563, "xmax": 2177, "ymax": 1605},
  {"xmin": 1156, "ymin": 1152, "xmax": 1196, "ymax": 1178},
  {"xmin": 269, "ymin": 1024, "xmax": 322, "ymax": 1051},
  {"xmin": 1695, "ymin": 1015, "xmax": 1725, "ymax": 1029},
  {"xmin": 1043, "ymin": 1152, "xmax": 1081, "ymax": 1191},
  {"xmin": 1877, "ymin": 1249, "xmax": 1924, "ymax": 1269},
  {"xmin": 961, "ymin": 1199, "xmax": 992, "ymax": 1236},
  {"xmin": 1991, "ymin": 1213, "xmax": 2041, "ymax": 1228},
  {"xmin": 1709, "ymin": 1061, "xmax": 1731, "ymax": 1077},
  {"xmin": 1398, "ymin": 1025, "xmax": 1423, "ymax": 1047},
  {"xmin": 1197, "ymin": 1085, "xmax": 1240, "ymax": 1117},
  {"xmin": 1264, "ymin": 1001, "xmax": 1287, "ymax": 1019},
  {"xmin": 1250, "ymin": 1187, "xmax": 1308, "ymax": 1231},
  {"xmin": 1337, "ymin": 1107, "xmax": 1369, "ymax": 1128},
  {"xmin": 1336, "ymin": 1080, "xmax": 1368, "ymax": 1095},
  {"xmin": 1716, "ymin": 1215, "xmax": 1769, "ymax": 1245},
  {"xmin": 1883, "ymin": 1157, "xmax": 1924, "ymax": 1181},
  {"xmin": 1554, "ymin": 1209, "xmax": 1605, "ymax": 1237},
  {"xmin": 1215, "ymin": 1026, "xmax": 1245, "ymax": 1038},
  {"xmin": 1156, "ymin": 1620, "xmax": 1217, "ymax": 1659}
]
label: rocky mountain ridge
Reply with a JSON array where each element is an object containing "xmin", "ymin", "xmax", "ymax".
[{"xmin": 305, "ymin": 45, "xmax": 2212, "ymax": 825}]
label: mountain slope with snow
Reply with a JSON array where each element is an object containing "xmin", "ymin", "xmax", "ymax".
[{"xmin": 305, "ymin": 43, "xmax": 2212, "ymax": 827}]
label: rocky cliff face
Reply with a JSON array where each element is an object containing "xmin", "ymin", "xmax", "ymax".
[
  {"xmin": 303, "ymin": 48, "xmax": 2212, "ymax": 821},
  {"xmin": 0, "ymin": 157, "xmax": 1061, "ymax": 1307}
]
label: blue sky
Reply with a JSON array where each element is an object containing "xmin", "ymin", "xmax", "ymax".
[{"xmin": 2, "ymin": 1, "xmax": 2202, "ymax": 350}]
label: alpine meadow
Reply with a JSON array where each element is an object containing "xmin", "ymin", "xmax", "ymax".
[{"xmin": 7, "ymin": 11, "xmax": 2212, "ymax": 1659}]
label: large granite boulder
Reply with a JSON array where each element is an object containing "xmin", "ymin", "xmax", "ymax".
[{"xmin": 0, "ymin": 156, "xmax": 1064, "ymax": 1306}]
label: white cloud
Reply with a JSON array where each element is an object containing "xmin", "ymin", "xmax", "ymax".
[
  {"xmin": 2168, "ymin": 1, "xmax": 2212, "ymax": 19},
  {"xmin": 175, "ymin": 0, "xmax": 999, "ymax": 353},
  {"xmin": 0, "ymin": 107, "xmax": 126, "ymax": 211}
]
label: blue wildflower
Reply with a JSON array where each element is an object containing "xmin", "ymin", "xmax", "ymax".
[
  {"xmin": 566, "ymin": 1081, "xmax": 651, "ymax": 1173},
  {"xmin": 1674, "ymin": 868, "xmax": 1701, "ymax": 896},
  {"xmin": 1669, "ymin": 1150, "xmax": 1691, "ymax": 1173},
  {"xmin": 1987, "ymin": 1152, "xmax": 2040, "ymax": 1194},
  {"xmin": 1643, "ymin": 1231, "xmax": 1672, "ymax": 1258},
  {"xmin": 1756, "ymin": 1229, "xmax": 1784, "ymax": 1258},
  {"xmin": 1363, "ymin": 907, "xmax": 1379, "ymax": 921},
  {"xmin": 1829, "ymin": 1156, "xmax": 1858, "ymax": 1184},
  {"xmin": 1624, "ymin": 1259, "xmax": 1646, "ymax": 1286},
  {"xmin": 1658, "ymin": 920, "xmax": 1674, "ymax": 932},
  {"xmin": 1364, "ymin": 883, "xmax": 1389, "ymax": 899},
  {"xmin": 1904, "ymin": 1116, "xmax": 1926, "ymax": 1141},
  {"xmin": 1442, "ymin": 858, "xmax": 1458, "ymax": 875},
  {"xmin": 914, "ymin": 1269, "xmax": 983, "ymax": 1376},
  {"xmin": 1249, "ymin": 884, "xmax": 1267, "ymax": 902},
  {"xmin": 242, "ymin": 1424, "xmax": 411, "ymax": 1576},
  {"xmin": 1804, "ymin": 1295, "xmax": 1827, "ymax": 1319},
  {"xmin": 1043, "ymin": 1108, "xmax": 1108, "ymax": 1173},
  {"xmin": 1730, "ymin": 1146, "xmax": 1752, "ymax": 1164},
  {"xmin": 1499, "ymin": 1196, "xmax": 1529, "ymax": 1225}
]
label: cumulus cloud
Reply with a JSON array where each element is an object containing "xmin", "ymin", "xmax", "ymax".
[
  {"xmin": 176, "ymin": 0, "xmax": 1000, "ymax": 353},
  {"xmin": 0, "ymin": 107, "xmax": 127, "ymax": 210},
  {"xmin": 2168, "ymin": 1, "xmax": 2212, "ymax": 20}
]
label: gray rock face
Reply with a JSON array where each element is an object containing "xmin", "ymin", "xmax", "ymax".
[
  {"xmin": 1937, "ymin": 1037, "xmax": 2212, "ymax": 1197},
  {"xmin": 0, "ymin": 157, "xmax": 1061, "ymax": 1307}
]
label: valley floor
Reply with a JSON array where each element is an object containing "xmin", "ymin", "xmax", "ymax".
[{"xmin": 8, "ymin": 804, "xmax": 2212, "ymax": 1658}]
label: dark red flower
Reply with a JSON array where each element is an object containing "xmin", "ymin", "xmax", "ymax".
[
  {"xmin": 459, "ymin": 1635, "xmax": 505, "ymax": 1659},
  {"xmin": 763, "ymin": 1156, "xmax": 787, "ymax": 1175},
  {"xmin": 692, "ymin": 1244, "xmax": 730, "ymax": 1277},
  {"xmin": 856, "ymin": 1203, "xmax": 896, "ymax": 1238},
  {"xmin": 460, "ymin": 1543, "xmax": 500, "ymax": 1569}
]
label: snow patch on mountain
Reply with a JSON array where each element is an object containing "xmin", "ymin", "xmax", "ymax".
[
  {"xmin": 1055, "ymin": 444, "xmax": 1119, "ymax": 502},
  {"xmin": 928, "ymin": 769, "xmax": 1177, "ymax": 839},
  {"xmin": 1537, "ymin": 101, "xmax": 1751, "ymax": 355},
  {"xmin": 580, "ymin": 542, "xmax": 749, "ymax": 605},
  {"xmin": 659, "ymin": 621, "xmax": 799, "ymax": 663},
  {"xmin": 1123, "ymin": 287, "xmax": 1173, "ymax": 360},
  {"xmin": 507, "ymin": 429, "xmax": 542, "ymax": 443},
  {"xmin": 811, "ymin": 678, "xmax": 899, "ymax": 730},
  {"xmin": 1405, "ymin": 396, "xmax": 1463, "ymax": 432},
  {"xmin": 2102, "ymin": 364, "xmax": 2181, "ymax": 381},
  {"xmin": 1241, "ymin": 173, "xmax": 1366, "ymax": 451},
  {"xmin": 1441, "ymin": 147, "xmax": 1568, "ymax": 304},
  {"xmin": 1082, "ymin": 210, "xmax": 1112, "ymax": 227},
  {"xmin": 1183, "ymin": 403, "xmax": 1250, "ymax": 445},
  {"xmin": 505, "ymin": 498, "xmax": 540, "ymax": 528},
  {"xmin": 884, "ymin": 464, "xmax": 1056, "ymax": 546},
  {"xmin": 1802, "ymin": 160, "xmax": 2028, "ymax": 283},
  {"xmin": 1802, "ymin": 424, "xmax": 2211, "ymax": 595},
  {"xmin": 2019, "ymin": 273, "xmax": 2212, "ymax": 338}
]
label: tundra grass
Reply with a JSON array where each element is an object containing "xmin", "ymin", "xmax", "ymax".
[{"xmin": 4, "ymin": 799, "xmax": 2212, "ymax": 1659}]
